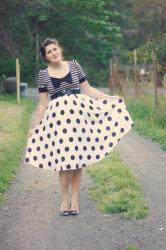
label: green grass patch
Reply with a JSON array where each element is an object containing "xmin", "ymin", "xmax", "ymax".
[
  {"xmin": 127, "ymin": 95, "xmax": 166, "ymax": 150},
  {"xmin": 126, "ymin": 244, "xmax": 139, "ymax": 250},
  {"xmin": 0, "ymin": 95, "xmax": 36, "ymax": 205},
  {"xmin": 86, "ymin": 151, "xmax": 148, "ymax": 219}
]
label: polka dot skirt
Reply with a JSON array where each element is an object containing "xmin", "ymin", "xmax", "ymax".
[{"xmin": 24, "ymin": 93, "xmax": 134, "ymax": 171}]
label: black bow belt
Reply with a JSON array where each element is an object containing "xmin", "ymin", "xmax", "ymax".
[{"xmin": 51, "ymin": 88, "xmax": 81, "ymax": 100}]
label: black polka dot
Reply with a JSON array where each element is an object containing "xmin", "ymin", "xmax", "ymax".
[
  {"xmin": 96, "ymin": 155, "xmax": 100, "ymax": 159},
  {"xmin": 39, "ymin": 136, "xmax": 43, "ymax": 141},
  {"xmin": 43, "ymin": 126, "xmax": 46, "ymax": 131},
  {"xmin": 56, "ymin": 102, "xmax": 59, "ymax": 107},
  {"xmin": 81, "ymin": 103, "xmax": 85, "ymax": 108},
  {"xmin": 35, "ymin": 129, "xmax": 39, "ymax": 134},
  {"xmin": 120, "ymin": 128, "xmax": 125, "ymax": 133},
  {"xmin": 100, "ymin": 145, "xmax": 104, "ymax": 150},
  {"xmin": 54, "ymin": 130, "xmax": 58, "ymax": 136},
  {"xmin": 90, "ymin": 100, "xmax": 93, "ymax": 104},
  {"xmin": 112, "ymin": 104, "xmax": 115, "ymax": 108},
  {"xmin": 70, "ymin": 109, "xmax": 74, "ymax": 114},
  {"xmin": 66, "ymin": 118, "xmax": 71, "ymax": 123},
  {"xmin": 82, "ymin": 163, "xmax": 86, "ymax": 167},
  {"xmin": 71, "ymin": 155, "xmax": 75, "ymax": 160},
  {"xmin": 95, "ymin": 137, "xmax": 99, "ymax": 142},
  {"xmin": 79, "ymin": 155, "xmax": 83, "ymax": 160},
  {"xmin": 65, "ymin": 146, "xmax": 69, "ymax": 152},
  {"xmin": 78, "ymin": 137, "xmax": 82, "ymax": 142},
  {"xmin": 47, "ymin": 133, "xmax": 51, "ymax": 138},
  {"xmin": 48, "ymin": 161, "xmax": 52, "ymax": 167},
  {"xmin": 52, "ymin": 112, "xmax": 56, "ymax": 118},
  {"xmin": 91, "ymin": 146, "xmax": 95, "ymax": 151},
  {"xmin": 104, "ymin": 112, "xmax": 108, "ymax": 116},
  {"xmin": 87, "ymin": 112, "xmax": 91, "ymax": 117},
  {"xmin": 59, "ymin": 139, "xmax": 63, "ymax": 145},
  {"xmin": 83, "ymin": 146, "xmax": 87, "ymax": 151},
  {"xmin": 79, "ymin": 110, "xmax": 83, "ymax": 115},
  {"xmin": 45, "ymin": 144, "xmax": 49, "ymax": 149},
  {"xmin": 32, "ymin": 138, "xmax": 35, "ymax": 143},
  {"xmin": 107, "ymin": 116, "xmax": 112, "ymax": 121},
  {"xmin": 57, "ymin": 149, "xmax": 60, "ymax": 154},
  {"xmin": 84, "ymin": 120, "xmax": 88, "ymax": 124},
  {"xmin": 112, "ymin": 132, "xmax": 116, "ymax": 137},
  {"xmin": 25, "ymin": 157, "xmax": 29, "ymax": 162},
  {"xmin": 42, "ymin": 154, "xmax": 46, "ymax": 159},
  {"xmin": 55, "ymin": 159, "xmax": 58, "ymax": 164},
  {"xmin": 89, "ymin": 105, "xmax": 94, "ymax": 110},
  {"xmin": 69, "ymin": 137, "xmax": 74, "ymax": 142},
  {"xmin": 28, "ymin": 148, "xmax": 32, "ymax": 152},
  {"xmin": 60, "ymin": 110, "xmax": 65, "ymax": 115},
  {"xmin": 109, "ymin": 142, "xmax": 113, "ymax": 147},
  {"xmin": 76, "ymin": 118, "xmax": 80, "ymax": 124},
  {"xmin": 99, "ymin": 120, "xmax": 103, "ymax": 124},
  {"xmin": 90, "ymin": 129, "xmax": 93, "ymax": 133},
  {"xmin": 36, "ymin": 146, "xmax": 40, "ymax": 151},
  {"xmin": 86, "ymin": 137, "xmax": 91, "ymax": 142},
  {"xmin": 50, "ymin": 105, "xmax": 53, "ymax": 109},
  {"xmin": 104, "ymin": 136, "xmax": 108, "ymax": 140},
  {"xmin": 61, "ymin": 156, "xmax": 65, "ymax": 161},
  {"xmin": 67, "ymin": 164, "xmax": 71, "ymax": 169},
  {"xmin": 106, "ymin": 126, "xmax": 110, "ymax": 131},
  {"xmin": 117, "ymin": 109, "xmax": 122, "ymax": 113},
  {"xmin": 103, "ymin": 100, "xmax": 107, "ymax": 104},
  {"xmin": 118, "ymin": 98, "xmax": 123, "ymax": 103},
  {"xmin": 91, "ymin": 121, "xmax": 95, "ymax": 125},
  {"xmin": 76, "ymin": 164, "xmax": 79, "ymax": 168},
  {"xmin": 73, "ymin": 128, "xmax": 77, "ymax": 132},
  {"xmin": 39, "ymin": 164, "xmax": 43, "ymax": 168},
  {"xmin": 49, "ymin": 123, "xmax": 53, "ymax": 128},
  {"xmin": 115, "ymin": 122, "xmax": 118, "ymax": 127},
  {"xmin": 52, "ymin": 141, "xmax": 55, "ymax": 146},
  {"xmin": 97, "ymin": 128, "xmax": 101, "ymax": 133},
  {"xmin": 57, "ymin": 120, "xmax": 61, "ymax": 125},
  {"xmin": 82, "ymin": 128, "xmax": 86, "ymax": 133},
  {"xmin": 50, "ymin": 151, "xmax": 53, "ymax": 156},
  {"xmin": 87, "ymin": 155, "xmax": 91, "ymax": 160},
  {"xmin": 46, "ymin": 116, "xmax": 49, "ymax": 120},
  {"xmin": 124, "ymin": 116, "xmax": 129, "ymax": 121},
  {"xmin": 73, "ymin": 100, "xmax": 77, "ymax": 105},
  {"xmin": 95, "ymin": 113, "xmax": 100, "ymax": 118},
  {"xmin": 64, "ymin": 100, "xmax": 67, "ymax": 105},
  {"xmin": 63, "ymin": 128, "xmax": 67, "ymax": 133}
]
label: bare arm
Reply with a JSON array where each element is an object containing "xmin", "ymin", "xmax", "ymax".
[
  {"xmin": 28, "ymin": 92, "xmax": 49, "ymax": 137},
  {"xmin": 79, "ymin": 80, "xmax": 121, "ymax": 99}
]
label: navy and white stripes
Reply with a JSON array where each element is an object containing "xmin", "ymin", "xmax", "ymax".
[{"xmin": 37, "ymin": 59, "xmax": 86, "ymax": 97}]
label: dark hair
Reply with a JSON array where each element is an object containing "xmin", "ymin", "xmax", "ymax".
[{"xmin": 39, "ymin": 37, "xmax": 64, "ymax": 62}]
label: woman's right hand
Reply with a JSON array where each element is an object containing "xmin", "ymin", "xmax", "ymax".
[{"xmin": 27, "ymin": 128, "xmax": 35, "ymax": 138}]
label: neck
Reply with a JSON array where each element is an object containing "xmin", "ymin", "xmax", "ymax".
[{"xmin": 48, "ymin": 60, "xmax": 63, "ymax": 69}]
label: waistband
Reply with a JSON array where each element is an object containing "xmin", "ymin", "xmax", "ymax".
[{"xmin": 50, "ymin": 88, "xmax": 81, "ymax": 100}]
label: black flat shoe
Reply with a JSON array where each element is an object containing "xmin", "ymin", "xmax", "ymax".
[
  {"xmin": 60, "ymin": 210, "xmax": 69, "ymax": 216},
  {"xmin": 69, "ymin": 210, "xmax": 79, "ymax": 215}
]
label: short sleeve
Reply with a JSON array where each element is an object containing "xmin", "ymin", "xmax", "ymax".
[
  {"xmin": 37, "ymin": 70, "xmax": 48, "ymax": 93},
  {"xmin": 74, "ymin": 60, "xmax": 87, "ymax": 84}
]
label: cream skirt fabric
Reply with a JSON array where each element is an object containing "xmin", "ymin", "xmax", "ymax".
[{"xmin": 24, "ymin": 93, "xmax": 133, "ymax": 171}]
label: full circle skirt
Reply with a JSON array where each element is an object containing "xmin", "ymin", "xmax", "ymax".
[{"xmin": 24, "ymin": 93, "xmax": 133, "ymax": 171}]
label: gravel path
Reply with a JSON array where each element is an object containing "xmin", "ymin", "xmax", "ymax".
[{"xmin": 0, "ymin": 88, "xmax": 166, "ymax": 250}]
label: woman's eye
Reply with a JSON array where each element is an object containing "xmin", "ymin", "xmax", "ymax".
[{"xmin": 53, "ymin": 48, "xmax": 57, "ymax": 51}]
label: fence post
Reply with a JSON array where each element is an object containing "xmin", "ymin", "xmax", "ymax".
[{"xmin": 16, "ymin": 58, "xmax": 20, "ymax": 103}]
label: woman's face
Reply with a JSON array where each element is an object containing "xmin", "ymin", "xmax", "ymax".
[{"xmin": 45, "ymin": 43, "xmax": 62, "ymax": 63}]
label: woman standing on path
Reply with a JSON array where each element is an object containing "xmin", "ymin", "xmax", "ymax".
[{"xmin": 24, "ymin": 37, "xmax": 133, "ymax": 216}]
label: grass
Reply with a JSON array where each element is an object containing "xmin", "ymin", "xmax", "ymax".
[
  {"xmin": 86, "ymin": 151, "xmax": 148, "ymax": 219},
  {"xmin": 126, "ymin": 244, "xmax": 139, "ymax": 250},
  {"xmin": 0, "ymin": 95, "xmax": 36, "ymax": 204},
  {"xmin": 127, "ymin": 94, "xmax": 166, "ymax": 150}
]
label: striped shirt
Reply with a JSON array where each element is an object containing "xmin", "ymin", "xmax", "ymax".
[{"xmin": 37, "ymin": 59, "xmax": 86, "ymax": 98}]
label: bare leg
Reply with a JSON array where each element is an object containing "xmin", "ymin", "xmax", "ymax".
[
  {"xmin": 70, "ymin": 168, "xmax": 83, "ymax": 211},
  {"xmin": 59, "ymin": 170, "xmax": 73, "ymax": 211}
]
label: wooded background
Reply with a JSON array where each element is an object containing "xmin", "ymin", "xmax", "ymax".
[{"xmin": 0, "ymin": 0, "xmax": 166, "ymax": 88}]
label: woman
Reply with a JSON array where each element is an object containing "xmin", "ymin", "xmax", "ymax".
[{"xmin": 24, "ymin": 37, "xmax": 133, "ymax": 216}]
